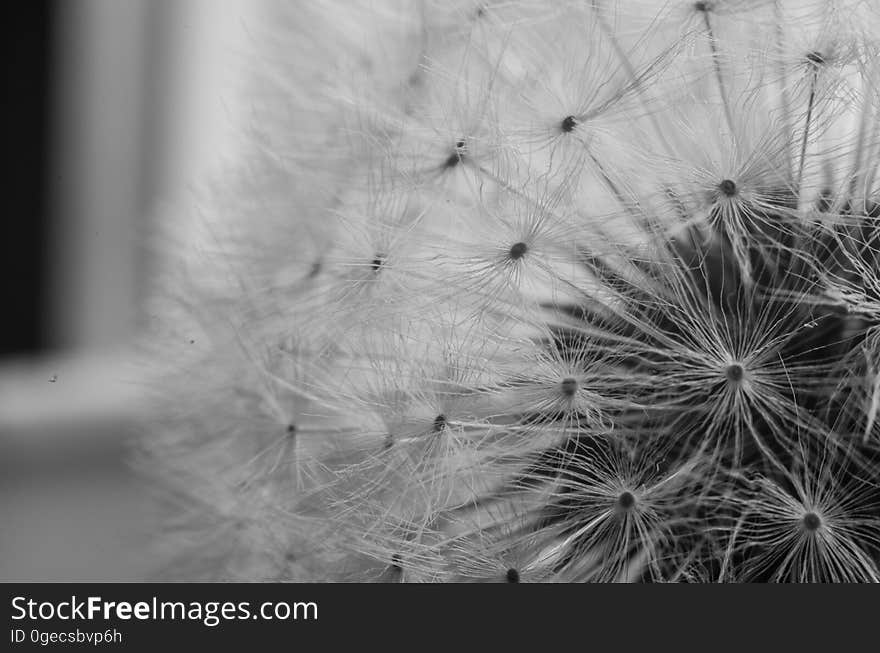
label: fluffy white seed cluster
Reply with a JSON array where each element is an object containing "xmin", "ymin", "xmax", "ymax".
[{"xmin": 143, "ymin": 0, "xmax": 880, "ymax": 582}]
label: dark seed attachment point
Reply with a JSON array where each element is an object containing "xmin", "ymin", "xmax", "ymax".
[
  {"xmin": 371, "ymin": 255, "xmax": 385, "ymax": 272},
  {"xmin": 806, "ymin": 50, "xmax": 825, "ymax": 66},
  {"xmin": 433, "ymin": 414, "xmax": 447, "ymax": 433},
  {"xmin": 694, "ymin": 0, "xmax": 711, "ymax": 11},
  {"xmin": 509, "ymin": 242, "xmax": 528, "ymax": 260},
  {"xmin": 506, "ymin": 568, "xmax": 520, "ymax": 583},
  {"xmin": 726, "ymin": 363, "xmax": 744, "ymax": 383},
  {"xmin": 560, "ymin": 115, "xmax": 578, "ymax": 133},
  {"xmin": 802, "ymin": 511, "xmax": 822, "ymax": 531},
  {"xmin": 444, "ymin": 140, "xmax": 467, "ymax": 169},
  {"xmin": 391, "ymin": 554, "xmax": 403, "ymax": 571},
  {"xmin": 286, "ymin": 423, "xmax": 297, "ymax": 435},
  {"xmin": 719, "ymin": 179, "xmax": 738, "ymax": 197},
  {"xmin": 560, "ymin": 377, "xmax": 578, "ymax": 397},
  {"xmin": 617, "ymin": 491, "xmax": 636, "ymax": 510}
]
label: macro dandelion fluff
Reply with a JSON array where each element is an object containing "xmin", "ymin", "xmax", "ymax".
[{"xmin": 142, "ymin": 0, "xmax": 880, "ymax": 582}]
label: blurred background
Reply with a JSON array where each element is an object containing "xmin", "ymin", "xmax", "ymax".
[{"xmin": 1, "ymin": 0, "xmax": 259, "ymax": 580}]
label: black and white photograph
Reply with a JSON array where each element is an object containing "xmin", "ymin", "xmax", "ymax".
[{"xmin": 5, "ymin": 0, "xmax": 880, "ymax": 620}]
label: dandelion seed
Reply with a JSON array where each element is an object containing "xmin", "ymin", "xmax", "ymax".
[
  {"xmin": 730, "ymin": 451, "xmax": 880, "ymax": 582},
  {"xmin": 530, "ymin": 436, "xmax": 707, "ymax": 582}
]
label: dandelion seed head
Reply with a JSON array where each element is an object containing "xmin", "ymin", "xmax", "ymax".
[{"xmin": 145, "ymin": 0, "xmax": 880, "ymax": 583}]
